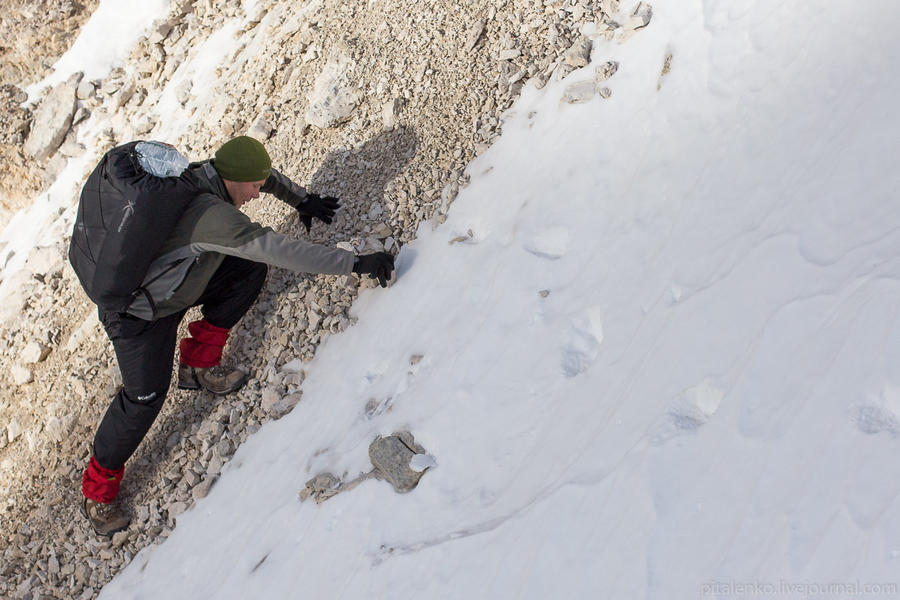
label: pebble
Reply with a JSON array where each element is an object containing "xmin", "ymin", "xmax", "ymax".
[
  {"xmin": 562, "ymin": 80, "xmax": 598, "ymax": 104},
  {"xmin": 565, "ymin": 37, "xmax": 593, "ymax": 68},
  {"xmin": 192, "ymin": 477, "xmax": 215, "ymax": 500}
]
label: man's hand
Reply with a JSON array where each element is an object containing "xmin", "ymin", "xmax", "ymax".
[
  {"xmin": 297, "ymin": 194, "xmax": 340, "ymax": 233},
  {"xmin": 352, "ymin": 252, "xmax": 395, "ymax": 288}
]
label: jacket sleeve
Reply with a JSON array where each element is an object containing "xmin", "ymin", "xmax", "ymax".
[
  {"xmin": 261, "ymin": 168, "xmax": 308, "ymax": 209},
  {"xmin": 190, "ymin": 200, "xmax": 355, "ymax": 275}
]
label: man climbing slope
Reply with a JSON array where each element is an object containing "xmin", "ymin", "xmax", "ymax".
[{"xmin": 77, "ymin": 136, "xmax": 395, "ymax": 535}]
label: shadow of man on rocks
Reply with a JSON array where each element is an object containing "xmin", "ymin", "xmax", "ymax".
[
  {"xmin": 272, "ymin": 125, "xmax": 419, "ymax": 243},
  {"xmin": 228, "ymin": 125, "xmax": 419, "ymax": 359}
]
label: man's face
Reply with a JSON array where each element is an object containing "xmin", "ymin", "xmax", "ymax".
[{"xmin": 223, "ymin": 179, "xmax": 266, "ymax": 209}]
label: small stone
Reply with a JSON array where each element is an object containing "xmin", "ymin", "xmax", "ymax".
[
  {"xmin": 74, "ymin": 564, "xmax": 89, "ymax": 585},
  {"xmin": 539, "ymin": 290, "xmax": 550, "ymax": 297},
  {"xmin": 76, "ymin": 79, "xmax": 95, "ymax": 100},
  {"xmin": 498, "ymin": 49, "xmax": 521, "ymax": 61},
  {"xmin": 247, "ymin": 106, "xmax": 275, "ymax": 140},
  {"xmin": 215, "ymin": 438, "xmax": 234, "ymax": 457},
  {"xmin": 198, "ymin": 420, "xmax": 225, "ymax": 440},
  {"xmin": 12, "ymin": 366, "xmax": 33, "ymax": 385},
  {"xmin": 167, "ymin": 502, "xmax": 188, "ymax": 517},
  {"xmin": 261, "ymin": 387, "xmax": 281, "ymax": 413},
  {"xmin": 372, "ymin": 223, "xmax": 393, "ymax": 238},
  {"xmin": 564, "ymin": 37, "xmax": 593, "ymax": 68},
  {"xmin": 382, "ymin": 98, "xmax": 401, "ymax": 131},
  {"xmin": 628, "ymin": 2, "xmax": 653, "ymax": 30},
  {"xmin": 112, "ymin": 531, "xmax": 129, "ymax": 547},
  {"xmin": 270, "ymin": 394, "xmax": 301, "ymax": 419},
  {"xmin": 20, "ymin": 341, "xmax": 50, "ymax": 364},
  {"xmin": 184, "ymin": 470, "xmax": 200, "ymax": 487},
  {"xmin": 207, "ymin": 454, "xmax": 224, "ymax": 476},
  {"xmin": 299, "ymin": 472, "xmax": 341, "ymax": 503},
  {"xmin": 465, "ymin": 19, "xmax": 486, "ymax": 52},
  {"xmin": 562, "ymin": 80, "xmax": 597, "ymax": 104},
  {"xmin": 44, "ymin": 417, "xmax": 65, "ymax": 442},
  {"xmin": 598, "ymin": 86, "xmax": 612, "ymax": 99},
  {"xmin": 135, "ymin": 505, "xmax": 150, "ymax": 523},
  {"xmin": 48, "ymin": 554, "xmax": 59, "ymax": 575},
  {"xmin": 595, "ymin": 61, "xmax": 619, "ymax": 82},
  {"xmin": 193, "ymin": 477, "xmax": 215, "ymax": 500}
]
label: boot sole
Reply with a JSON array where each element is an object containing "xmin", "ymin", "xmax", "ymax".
[{"xmin": 178, "ymin": 375, "xmax": 248, "ymax": 395}]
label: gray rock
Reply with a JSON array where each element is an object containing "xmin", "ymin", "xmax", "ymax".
[
  {"xmin": 184, "ymin": 470, "xmax": 200, "ymax": 487},
  {"xmin": 12, "ymin": 366, "xmax": 33, "ymax": 386},
  {"xmin": 299, "ymin": 472, "xmax": 341, "ymax": 503},
  {"xmin": 20, "ymin": 341, "xmax": 49, "ymax": 364},
  {"xmin": 246, "ymin": 106, "xmax": 275, "ymax": 140},
  {"xmin": 75, "ymin": 79, "xmax": 95, "ymax": 100},
  {"xmin": 368, "ymin": 432, "xmax": 429, "ymax": 493},
  {"xmin": 24, "ymin": 73, "xmax": 81, "ymax": 161},
  {"xmin": 207, "ymin": 453, "xmax": 224, "ymax": 476},
  {"xmin": 465, "ymin": 19, "xmax": 486, "ymax": 52},
  {"xmin": 72, "ymin": 106, "xmax": 90, "ymax": 127},
  {"xmin": 564, "ymin": 37, "xmax": 593, "ymax": 68},
  {"xmin": 111, "ymin": 79, "xmax": 136, "ymax": 112},
  {"xmin": 498, "ymin": 49, "xmax": 521, "ymax": 61},
  {"xmin": 167, "ymin": 502, "xmax": 188, "ymax": 517},
  {"xmin": 562, "ymin": 80, "xmax": 597, "ymax": 104},
  {"xmin": 628, "ymin": 2, "xmax": 653, "ymax": 30},
  {"xmin": 305, "ymin": 54, "xmax": 361, "ymax": 129},
  {"xmin": 382, "ymin": 98, "xmax": 401, "ymax": 131},
  {"xmin": 111, "ymin": 531, "xmax": 129, "ymax": 547},
  {"xmin": 595, "ymin": 60, "xmax": 619, "ymax": 82},
  {"xmin": 260, "ymin": 387, "xmax": 281, "ymax": 413},
  {"xmin": 269, "ymin": 393, "xmax": 301, "ymax": 419},
  {"xmin": 192, "ymin": 477, "xmax": 215, "ymax": 500}
]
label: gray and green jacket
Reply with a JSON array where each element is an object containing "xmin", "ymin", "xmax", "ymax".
[{"xmin": 126, "ymin": 161, "xmax": 354, "ymax": 320}]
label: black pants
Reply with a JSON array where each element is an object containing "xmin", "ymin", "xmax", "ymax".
[{"xmin": 92, "ymin": 256, "xmax": 267, "ymax": 470}]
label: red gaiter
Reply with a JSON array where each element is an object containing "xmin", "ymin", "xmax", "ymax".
[
  {"xmin": 82, "ymin": 456, "xmax": 125, "ymax": 503},
  {"xmin": 179, "ymin": 319, "xmax": 230, "ymax": 368}
]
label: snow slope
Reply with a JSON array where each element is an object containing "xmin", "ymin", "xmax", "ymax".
[{"xmin": 101, "ymin": 0, "xmax": 900, "ymax": 598}]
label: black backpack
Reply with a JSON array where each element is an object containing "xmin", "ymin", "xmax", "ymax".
[{"xmin": 68, "ymin": 141, "xmax": 200, "ymax": 315}]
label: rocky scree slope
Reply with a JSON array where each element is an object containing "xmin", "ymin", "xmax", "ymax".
[
  {"xmin": 0, "ymin": 0, "xmax": 100, "ymax": 220},
  {"xmin": 0, "ymin": 0, "xmax": 652, "ymax": 598}
]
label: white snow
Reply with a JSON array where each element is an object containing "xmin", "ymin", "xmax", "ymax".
[
  {"xmin": 10, "ymin": 0, "xmax": 900, "ymax": 597},
  {"xmin": 25, "ymin": 0, "xmax": 171, "ymax": 98}
]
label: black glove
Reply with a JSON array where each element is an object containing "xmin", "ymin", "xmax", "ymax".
[
  {"xmin": 352, "ymin": 252, "xmax": 395, "ymax": 288},
  {"xmin": 296, "ymin": 194, "xmax": 340, "ymax": 233}
]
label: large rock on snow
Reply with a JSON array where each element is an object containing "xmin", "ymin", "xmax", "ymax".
[
  {"xmin": 24, "ymin": 73, "xmax": 82, "ymax": 161},
  {"xmin": 368, "ymin": 431, "xmax": 430, "ymax": 493}
]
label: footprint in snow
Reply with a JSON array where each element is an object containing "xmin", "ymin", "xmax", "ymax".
[
  {"xmin": 523, "ymin": 225, "xmax": 571, "ymax": 260},
  {"xmin": 560, "ymin": 306, "xmax": 604, "ymax": 377},
  {"xmin": 651, "ymin": 380, "xmax": 725, "ymax": 445},
  {"xmin": 852, "ymin": 385, "xmax": 900, "ymax": 436}
]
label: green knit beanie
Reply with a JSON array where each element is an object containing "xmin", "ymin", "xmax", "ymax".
[{"xmin": 213, "ymin": 136, "xmax": 272, "ymax": 182}]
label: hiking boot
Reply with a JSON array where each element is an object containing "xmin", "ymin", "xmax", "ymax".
[
  {"xmin": 177, "ymin": 363, "xmax": 248, "ymax": 395},
  {"xmin": 81, "ymin": 497, "xmax": 130, "ymax": 537}
]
